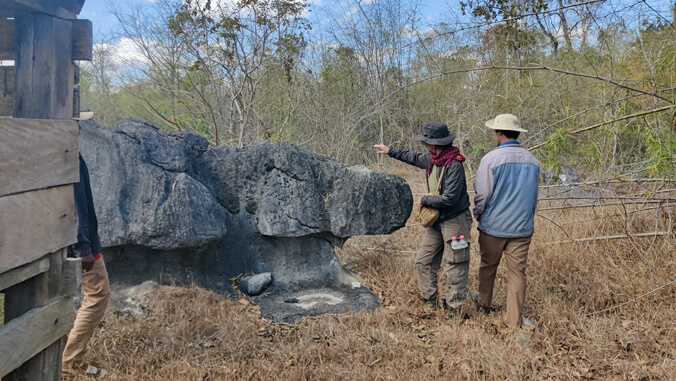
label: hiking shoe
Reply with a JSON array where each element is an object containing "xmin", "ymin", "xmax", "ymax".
[
  {"xmin": 421, "ymin": 298, "xmax": 439, "ymax": 309},
  {"xmin": 469, "ymin": 291, "xmax": 492, "ymax": 314}
]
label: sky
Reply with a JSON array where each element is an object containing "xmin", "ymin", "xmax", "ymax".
[
  {"xmin": 79, "ymin": 0, "xmax": 458, "ymax": 38},
  {"xmin": 76, "ymin": 0, "xmax": 673, "ymax": 68}
]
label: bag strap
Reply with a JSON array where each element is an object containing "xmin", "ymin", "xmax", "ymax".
[{"xmin": 434, "ymin": 165, "xmax": 446, "ymax": 195}]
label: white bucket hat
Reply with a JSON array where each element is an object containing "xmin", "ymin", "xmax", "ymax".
[
  {"xmin": 484, "ymin": 114, "xmax": 527, "ymax": 133},
  {"xmin": 73, "ymin": 111, "xmax": 94, "ymax": 121}
]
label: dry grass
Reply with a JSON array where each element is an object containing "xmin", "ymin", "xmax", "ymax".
[{"xmin": 77, "ymin": 165, "xmax": 676, "ymax": 380}]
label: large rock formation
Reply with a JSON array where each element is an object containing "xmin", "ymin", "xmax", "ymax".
[{"xmin": 79, "ymin": 119, "xmax": 412, "ymax": 322}]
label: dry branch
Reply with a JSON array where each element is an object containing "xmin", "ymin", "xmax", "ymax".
[
  {"xmin": 545, "ymin": 231, "xmax": 672, "ymax": 245},
  {"xmin": 537, "ymin": 200, "xmax": 675, "ymax": 211}
]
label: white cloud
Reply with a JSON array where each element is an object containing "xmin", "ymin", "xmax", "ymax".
[
  {"xmin": 90, "ymin": 37, "xmax": 149, "ymax": 67},
  {"xmin": 115, "ymin": 37, "xmax": 149, "ymax": 63}
]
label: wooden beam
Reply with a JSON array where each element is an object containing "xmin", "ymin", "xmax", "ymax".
[
  {"xmin": 4, "ymin": 249, "xmax": 68, "ymax": 381},
  {"xmin": 2, "ymin": 9, "xmax": 84, "ymax": 380},
  {"xmin": 1, "ymin": 1, "xmax": 80, "ymax": 19},
  {"xmin": 0, "ymin": 118, "xmax": 79, "ymax": 197},
  {"xmin": 62, "ymin": 258, "xmax": 82, "ymax": 298},
  {"xmin": 13, "ymin": 14, "xmax": 74, "ymax": 119},
  {"xmin": 0, "ymin": 186, "xmax": 77, "ymax": 274},
  {"xmin": 0, "ymin": 256, "xmax": 49, "ymax": 292},
  {"xmin": 0, "ymin": 67, "xmax": 13, "ymax": 116},
  {"xmin": 0, "ymin": 18, "xmax": 12, "ymax": 60},
  {"xmin": 0, "ymin": 297, "xmax": 74, "ymax": 378},
  {"xmin": 71, "ymin": 19, "xmax": 92, "ymax": 61}
]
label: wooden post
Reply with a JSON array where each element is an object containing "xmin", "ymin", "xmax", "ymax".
[
  {"xmin": 4, "ymin": 251, "xmax": 66, "ymax": 381},
  {"xmin": 13, "ymin": 14, "xmax": 74, "ymax": 119},
  {"xmin": 3, "ymin": 11, "xmax": 75, "ymax": 381}
]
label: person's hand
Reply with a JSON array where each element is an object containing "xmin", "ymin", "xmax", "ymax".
[
  {"xmin": 81, "ymin": 254, "xmax": 95, "ymax": 272},
  {"xmin": 417, "ymin": 202, "xmax": 423, "ymax": 213},
  {"xmin": 373, "ymin": 144, "xmax": 390, "ymax": 155}
]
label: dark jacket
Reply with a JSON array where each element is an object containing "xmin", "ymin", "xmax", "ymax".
[
  {"xmin": 68, "ymin": 155, "xmax": 102, "ymax": 258},
  {"xmin": 389, "ymin": 148, "xmax": 471, "ymax": 222}
]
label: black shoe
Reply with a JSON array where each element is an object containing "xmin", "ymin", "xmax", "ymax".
[{"xmin": 469, "ymin": 291, "xmax": 493, "ymax": 314}]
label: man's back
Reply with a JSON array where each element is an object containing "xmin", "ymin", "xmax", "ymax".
[{"xmin": 473, "ymin": 143, "xmax": 540, "ymax": 238}]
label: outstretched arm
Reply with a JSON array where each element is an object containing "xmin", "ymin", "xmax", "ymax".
[{"xmin": 374, "ymin": 144, "xmax": 430, "ymax": 170}]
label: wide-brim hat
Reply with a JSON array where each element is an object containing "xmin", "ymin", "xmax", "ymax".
[
  {"xmin": 73, "ymin": 111, "xmax": 94, "ymax": 121},
  {"xmin": 413, "ymin": 121, "xmax": 456, "ymax": 146},
  {"xmin": 485, "ymin": 114, "xmax": 527, "ymax": 132}
]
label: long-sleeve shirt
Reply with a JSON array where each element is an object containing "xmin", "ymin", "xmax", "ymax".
[
  {"xmin": 68, "ymin": 155, "xmax": 103, "ymax": 258},
  {"xmin": 473, "ymin": 141, "xmax": 540, "ymax": 238}
]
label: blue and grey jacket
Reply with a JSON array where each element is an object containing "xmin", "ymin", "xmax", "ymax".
[{"xmin": 473, "ymin": 142, "xmax": 540, "ymax": 238}]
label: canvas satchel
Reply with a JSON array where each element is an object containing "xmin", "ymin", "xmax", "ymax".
[{"xmin": 416, "ymin": 165, "xmax": 446, "ymax": 228}]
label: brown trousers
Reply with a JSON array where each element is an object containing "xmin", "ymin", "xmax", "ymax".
[
  {"xmin": 477, "ymin": 232, "xmax": 532, "ymax": 327},
  {"xmin": 62, "ymin": 257, "xmax": 110, "ymax": 372},
  {"xmin": 416, "ymin": 210, "xmax": 472, "ymax": 309}
]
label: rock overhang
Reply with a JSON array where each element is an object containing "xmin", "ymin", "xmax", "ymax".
[{"xmin": 79, "ymin": 118, "xmax": 412, "ymax": 322}]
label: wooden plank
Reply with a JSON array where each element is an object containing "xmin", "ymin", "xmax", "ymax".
[
  {"xmin": 0, "ymin": 297, "xmax": 74, "ymax": 378},
  {"xmin": 0, "ymin": 66, "xmax": 13, "ymax": 116},
  {"xmin": 1, "ymin": 1, "xmax": 80, "ymax": 19},
  {"xmin": 4, "ymin": 339, "xmax": 66, "ymax": 381},
  {"xmin": 0, "ymin": 18, "xmax": 12, "ymax": 60},
  {"xmin": 71, "ymin": 19, "xmax": 92, "ymax": 61},
  {"xmin": 0, "ymin": 256, "xmax": 49, "ymax": 292},
  {"xmin": 0, "ymin": 186, "xmax": 76, "ymax": 274},
  {"xmin": 13, "ymin": 14, "xmax": 74, "ymax": 119},
  {"xmin": 0, "ymin": 118, "xmax": 79, "ymax": 197},
  {"xmin": 62, "ymin": 258, "xmax": 82, "ymax": 298},
  {"xmin": 4, "ymin": 249, "xmax": 67, "ymax": 381}
]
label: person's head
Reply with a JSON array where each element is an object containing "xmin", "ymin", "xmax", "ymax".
[
  {"xmin": 484, "ymin": 114, "xmax": 527, "ymax": 146},
  {"xmin": 493, "ymin": 129, "xmax": 520, "ymax": 144},
  {"xmin": 414, "ymin": 122, "xmax": 455, "ymax": 153}
]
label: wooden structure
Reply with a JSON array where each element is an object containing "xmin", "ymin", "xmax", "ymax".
[{"xmin": 0, "ymin": 1, "xmax": 92, "ymax": 380}]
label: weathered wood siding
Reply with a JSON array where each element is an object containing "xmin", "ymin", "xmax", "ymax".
[
  {"xmin": 0, "ymin": 297, "xmax": 75, "ymax": 378},
  {"xmin": 0, "ymin": 118, "xmax": 79, "ymax": 197},
  {"xmin": 0, "ymin": 186, "xmax": 77, "ymax": 274}
]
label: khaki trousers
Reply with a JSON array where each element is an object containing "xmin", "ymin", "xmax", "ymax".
[
  {"xmin": 477, "ymin": 232, "xmax": 531, "ymax": 327},
  {"xmin": 416, "ymin": 210, "xmax": 472, "ymax": 309},
  {"xmin": 62, "ymin": 257, "xmax": 110, "ymax": 372}
]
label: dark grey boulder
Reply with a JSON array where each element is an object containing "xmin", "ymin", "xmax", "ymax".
[
  {"xmin": 560, "ymin": 164, "xmax": 580, "ymax": 183},
  {"xmin": 78, "ymin": 118, "xmax": 412, "ymax": 322},
  {"xmin": 239, "ymin": 273, "xmax": 273, "ymax": 296},
  {"xmin": 541, "ymin": 166, "xmax": 556, "ymax": 185},
  {"xmin": 79, "ymin": 120, "xmax": 227, "ymax": 251}
]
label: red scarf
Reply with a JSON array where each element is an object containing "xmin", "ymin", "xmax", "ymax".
[{"xmin": 428, "ymin": 146, "xmax": 465, "ymax": 174}]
